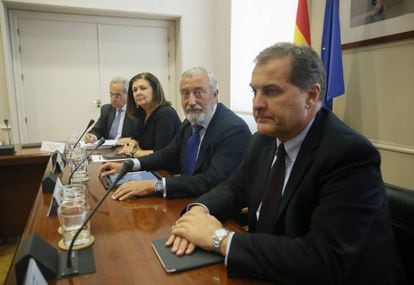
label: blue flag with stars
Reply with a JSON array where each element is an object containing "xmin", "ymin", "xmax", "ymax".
[{"xmin": 321, "ymin": 0, "xmax": 345, "ymax": 109}]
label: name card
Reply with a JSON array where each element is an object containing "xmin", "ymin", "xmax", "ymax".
[
  {"xmin": 23, "ymin": 258, "xmax": 47, "ymax": 285},
  {"xmin": 47, "ymin": 177, "xmax": 62, "ymax": 217},
  {"xmin": 41, "ymin": 141, "xmax": 65, "ymax": 153}
]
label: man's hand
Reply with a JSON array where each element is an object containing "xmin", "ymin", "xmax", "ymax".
[
  {"xmin": 85, "ymin": 133, "xmax": 97, "ymax": 144},
  {"xmin": 169, "ymin": 209, "xmax": 224, "ymax": 254},
  {"xmin": 111, "ymin": 180, "xmax": 155, "ymax": 200},
  {"xmin": 100, "ymin": 162, "xmax": 123, "ymax": 177}
]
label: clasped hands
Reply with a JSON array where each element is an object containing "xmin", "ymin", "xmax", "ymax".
[
  {"xmin": 166, "ymin": 206, "xmax": 226, "ymax": 256},
  {"xmin": 117, "ymin": 138, "xmax": 140, "ymax": 157}
]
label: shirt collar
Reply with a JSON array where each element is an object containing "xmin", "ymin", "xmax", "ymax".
[{"xmin": 277, "ymin": 117, "xmax": 315, "ymax": 163}]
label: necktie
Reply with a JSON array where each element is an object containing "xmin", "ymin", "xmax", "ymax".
[
  {"xmin": 256, "ymin": 143, "xmax": 286, "ymax": 233},
  {"xmin": 181, "ymin": 125, "xmax": 203, "ymax": 175},
  {"xmin": 109, "ymin": 109, "xmax": 123, "ymax": 139}
]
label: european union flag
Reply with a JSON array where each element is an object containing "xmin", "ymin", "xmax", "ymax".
[{"xmin": 321, "ymin": 0, "xmax": 345, "ymax": 110}]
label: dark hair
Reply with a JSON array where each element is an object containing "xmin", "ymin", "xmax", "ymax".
[
  {"xmin": 254, "ymin": 42, "xmax": 326, "ymax": 101},
  {"xmin": 126, "ymin": 72, "xmax": 171, "ymax": 117}
]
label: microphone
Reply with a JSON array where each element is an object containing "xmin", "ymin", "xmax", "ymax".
[
  {"xmin": 68, "ymin": 137, "xmax": 105, "ymax": 184},
  {"xmin": 72, "ymin": 119, "xmax": 95, "ymax": 149},
  {"xmin": 61, "ymin": 159, "xmax": 134, "ymax": 276}
]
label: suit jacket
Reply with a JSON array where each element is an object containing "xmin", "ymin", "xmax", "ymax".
[
  {"xmin": 88, "ymin": 104, "xmax": 139, "ymax": 139},
  {"xmin": 139, "ymin": 103, "xmax": 252, "ymax": 198},
  {"xmin": 195, "ymin": 108, "xmax": 407, "ymax": 284}
]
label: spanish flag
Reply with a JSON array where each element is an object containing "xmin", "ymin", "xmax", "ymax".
[{"xmin": 293, "ymin": 0, "xmax": 311, "ymax": 45}]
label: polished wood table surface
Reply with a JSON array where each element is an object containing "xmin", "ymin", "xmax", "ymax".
[
  {"xmin": 5, "ymin": 160, "xmax": 273, "ymax": 285},
  {"xmin": 0, "ymin": 146, "xmax": 50, "ymax": 239}
]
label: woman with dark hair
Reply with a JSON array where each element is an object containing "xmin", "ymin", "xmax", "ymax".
[{"xmin": 119, "ymin": 72, "xmax": 181, "ymax": 157}]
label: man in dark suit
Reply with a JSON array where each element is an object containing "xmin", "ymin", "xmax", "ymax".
[
  {"xmin": 85, "ymin": 77, "xmax": 139, "ymax": 143},
  {"xmin": 100, "ymin": 67, "xmax": 251, "ymax": 199},
  {"xmin": 168, "ymin": 43, "xmax": 407, "ymax": 284}
]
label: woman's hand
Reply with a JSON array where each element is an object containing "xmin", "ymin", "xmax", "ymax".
[{"xmin": 119, "ymin": 139, "xmax": 139, "ymax": 157}]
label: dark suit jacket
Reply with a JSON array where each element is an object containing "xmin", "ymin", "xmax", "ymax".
[
  {"xmin": 195, "ymin": 108, "xmax": 407, "ymax": 284},
  {"xmin": 139, "ymin": 103, "xmax": 252, "ymax": 198},
  {"xmin": 88, "ymin": 104, "xmax": 139, "ymax": 139}
]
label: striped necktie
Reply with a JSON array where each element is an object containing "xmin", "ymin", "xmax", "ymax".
[{"xmin": 109, "ymin": 109, "xmax": 123, "ymax": 139}]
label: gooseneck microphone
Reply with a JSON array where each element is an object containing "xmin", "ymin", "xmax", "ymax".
[
  {"xmin": 62, "ymin": 159, "xmax": 134, "ymax": 275},
  {"xmin": 68, "ymin": 137, "xmax": 105, "ymax": 184},
  {"xmin": 72, "ymin": 119, "xmax": 95, "ymax": 149}
]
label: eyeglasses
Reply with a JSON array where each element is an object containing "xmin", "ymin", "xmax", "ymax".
[{"xmin": 110, "ymin": 93, "xmax": 124, "ymax": 99}]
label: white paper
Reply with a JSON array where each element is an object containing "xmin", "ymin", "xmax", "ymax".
[
  {"xmin": 41, "ymin": 141, "xmax": 66, "ymax": 153},
  {"xmin": 80, "ymin": 139, "xmax": 118, "ymax": 150},
  {"xmin": 91, "ymin": 154, "xmax": 129, "ymax": 162},
  {"xmin": 23, "ymin": 258, "xmax": 47, "ymax": 285}
]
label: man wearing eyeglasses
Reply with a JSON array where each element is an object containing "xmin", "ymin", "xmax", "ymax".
[{"xmin": 85, "ymin": 77, "xmax": 139, "ymax": 143}]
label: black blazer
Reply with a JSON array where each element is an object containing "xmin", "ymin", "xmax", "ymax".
[
  {"xmin": 133, "ymin": 105, "xmax": 181, "ymax": 151},
  {"xmin": 139, "ymin": 103, "xmax": 252, "ymax": 198},
  {"xmin": 88, "ymin": 104, "xmax": 139, "ymax": 139},
  {"xmin": 195, "ymin": 108, "xmax": 407, "ymax": 284}
]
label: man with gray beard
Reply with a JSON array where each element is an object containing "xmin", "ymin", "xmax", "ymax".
[{"xmin": 100, "ymin": 67, "xmax": 252, "ymax": 199}]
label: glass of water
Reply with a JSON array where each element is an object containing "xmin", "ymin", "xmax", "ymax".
[
  {"xmin": 59, "ymin": 184, "xmax": 87, "ymax": 204},
  {"xmin": 58, "ymin": 199, "xmax": 91, "ymax": 248},
  {"xmin": 69, "ymin": 145, "xmax": 89, "ymax": 182}
]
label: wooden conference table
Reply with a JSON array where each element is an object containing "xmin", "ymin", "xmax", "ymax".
[{"xmin": 5, "ymin": 158, "xmax": 273, "ymax": 285}]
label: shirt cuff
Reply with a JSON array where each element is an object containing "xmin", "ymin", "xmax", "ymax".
[
  {"xmin": 185, "ymin": 203, "xmax": 210, "ymax": 214},
  {"xmin": 132, "ymin": 158, "xmax": 141, "ymax": 170},
  {"xmin": 161, "ymin": 177, "xmax": 167, "ymax": 198},
  {"xmin": 224, "ymin": 232, "xmax": 235, "ymax": 265}
]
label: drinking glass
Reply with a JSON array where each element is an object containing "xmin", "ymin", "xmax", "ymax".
[
  {"xmin": 69, "ymin": 145, "xmax": 89, "ymax": 182},
  {"xmin": 58, "ymin": 199, "xmax": 91, "ymax": 248},
  {"xmin": 59, "ymin": 184, "xmax": 87, "ymax": 204}
]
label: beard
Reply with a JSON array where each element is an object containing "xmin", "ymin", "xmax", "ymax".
[{"xmin": 185, "ymin": 103, "xmax": 214, "ymax": 125}]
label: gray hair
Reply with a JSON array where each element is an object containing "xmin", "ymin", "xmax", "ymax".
[
  {"xmin": 254, "ymin": 42, "xmax": 326, "ymax": 101},
  {"xmin": 110, "ymin": 77, "xmax": 129, "ymax": 94},
  {"xmin": 181, "ymin": 67, "xmax": 218, "ymax": 94}
]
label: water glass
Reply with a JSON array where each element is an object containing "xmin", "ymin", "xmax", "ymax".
[
  {"xmin": 59, "ymin": 184, "xmax": 87, "ymax": 204},
  {"xmin": 58, "ymin": 199, "xmax": 91, "ymax": 248},
  {"xmin": 70, "ymin": 145, "xmax": 89, "ymax": 182}
]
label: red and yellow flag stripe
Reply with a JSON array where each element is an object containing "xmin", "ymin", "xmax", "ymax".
[{"xmin": 294, "ymin": 0, "xmax": 311, "ymax": 45}]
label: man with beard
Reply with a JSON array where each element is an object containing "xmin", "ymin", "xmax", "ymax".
[{"xmin": 100, "ymin": 67, "xmax": 252, "ymax": 199}]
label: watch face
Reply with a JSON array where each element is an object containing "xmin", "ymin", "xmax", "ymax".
[{"xmin": 216, "ymin": 228, "xmax": 227, "ymax": 236}]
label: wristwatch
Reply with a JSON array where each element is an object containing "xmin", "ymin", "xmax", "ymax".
[
  {"xmin": 153, "ymin": 180, "xmax": 164, "ymax": 194},
  {"xmin": 212, "ymin": 228, "xmax": 229, "ymax": 253}
]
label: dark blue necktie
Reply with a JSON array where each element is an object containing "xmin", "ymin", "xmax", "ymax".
[
  {"xmin": 256, "ymin": 143, "xmax": 286, "ymax": 233},
  {"xmin": 182, "ymin": 125, "xmax": 203, "ymax": 175}
]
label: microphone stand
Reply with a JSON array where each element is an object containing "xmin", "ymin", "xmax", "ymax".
[
  {"xmin": 58, "ymin": 160, "xmax": 134, "ymax": 277},
  {"xmin": 72, "ymin": 119, "xmax": 95, "ymax": 150},
  {"xmin": 68, "ymin": 137, "xmax": 105, "ymax": 184}
]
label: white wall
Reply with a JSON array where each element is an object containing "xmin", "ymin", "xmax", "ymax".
[{"xmin": 0, "ymin": 0, "xmax": 232, "ymax": 132}]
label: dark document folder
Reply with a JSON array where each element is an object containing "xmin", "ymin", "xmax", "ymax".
[{"xmin": 151, "ymin": 238, "xmax": 224, "ymax": 273}]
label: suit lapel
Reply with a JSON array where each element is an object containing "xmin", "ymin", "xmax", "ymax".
[
  {"xmin": 276, "ymin": 109, "xmax": 327, "ymax": 220},
  {"xmin": 107, "ymin": 107, "xmax": 116, "ymax": 134}
]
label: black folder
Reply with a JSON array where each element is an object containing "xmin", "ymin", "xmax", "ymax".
[{"xmin": 151, "ymin": 238, "xmax": 224, "ymax": 273}]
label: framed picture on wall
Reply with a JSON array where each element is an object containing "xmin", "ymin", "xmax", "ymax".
[{"xmin": 340, "ymin": 0, "xmax": 414, "ymax": 49}]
